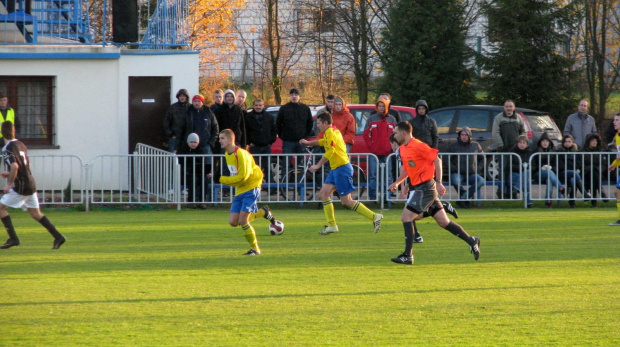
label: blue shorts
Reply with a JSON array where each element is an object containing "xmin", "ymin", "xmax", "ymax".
[
  {"xmin": 230, "ymin": 188, "xmax": 260, "ymax": 214},
  {"xmin": 325, "ymin": 163, "xmax": 356, "ymax": 196}
]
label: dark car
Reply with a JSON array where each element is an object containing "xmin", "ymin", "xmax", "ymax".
[
  {"xmin": 428, "ymin": 105, "xmax": 563, "ymax": 180},
  {"xmin": 428, "ymin": 105, "xmax": 563, "ymax": 153}
]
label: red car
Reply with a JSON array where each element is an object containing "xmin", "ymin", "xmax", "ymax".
[{"xmin": 267, "ymin": 104, "xmax": 417, "ymax": 154}]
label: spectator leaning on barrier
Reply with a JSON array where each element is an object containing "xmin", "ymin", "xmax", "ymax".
[
  {"xmin": 364, "ymin": 98, "xmax": 397, "ymax": 200},
  {"xmin": 564, "ymin": 99, "xmax": 597, "ymax": 150},
  {"xmin": 503, "ymin": 135, "xmax": 532, "ymax": 206},
  {"xmin": 557, "ymin": 134, "xmax": 591, "ymax": 208},
  {"xmin": 582, "ymin": 132, "xmax": 607, "ymax": 207},
  {"xmin": 177, "ymin": 133, "xmax": 211, "ymax": 209},
  {"xmin": 331, "ymin": 96, "xmax": 356, "ymax": 153},
  {"xmin": 184, "ymin": 94, "xmax": 218, "ymax": 154},
  {"xmin": 447, "ymin": 127, "xmax": 485, "ymax": 208},
  {"xmin": 409, "ymin": 99, "xmax": 438, "ymax": 149},
  {"xmin": 532, "ymin": 132, "xmax": 565, "ymax": 208}
]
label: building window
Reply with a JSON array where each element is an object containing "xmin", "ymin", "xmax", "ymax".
[{"xmin": 0, "ymin": 76, "xmax": 55, "ymax": 146}]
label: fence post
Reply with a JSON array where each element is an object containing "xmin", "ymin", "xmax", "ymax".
[{"xmin": 84, "ymin": 164, "xmax": 91, "ymax": 212}]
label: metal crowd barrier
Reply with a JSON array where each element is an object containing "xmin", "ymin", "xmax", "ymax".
[
  {"xmin": 30, "ymin": 154, "xmax": 84, "ymax": 205},
  {"xmin": 19, "ymin": 149, "xmax": 618, "ymax": 211}
]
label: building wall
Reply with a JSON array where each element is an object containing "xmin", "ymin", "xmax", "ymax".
[{"xmin": 0, "ymin": 46, "xmax": 199, "ymax": 189}]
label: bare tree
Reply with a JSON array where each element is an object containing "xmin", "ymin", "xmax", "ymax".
[{"xmin": 234, "ymin": 0, "xmax": 310, "ymax": 104}]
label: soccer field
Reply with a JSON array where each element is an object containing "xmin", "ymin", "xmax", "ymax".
[{"xmin": 1, "ymin": 206, "xmax": 618, "ymax": 345}]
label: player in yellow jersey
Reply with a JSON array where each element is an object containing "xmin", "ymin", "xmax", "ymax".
[
  {"xmin": 218, "ymin": 129, "xmax": 276, "ymax": 255},
  {"xmin": 607, "ymin": 113, "xmax": 620, "ymax": 226},
  {"xmin": 300, "ymin": 112, "xmax": 383, "ymax": 235}
]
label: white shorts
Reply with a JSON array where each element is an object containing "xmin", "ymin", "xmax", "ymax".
[{"xmin": 0, "ymin": 190, "xmax": 39, "ymax": 210}]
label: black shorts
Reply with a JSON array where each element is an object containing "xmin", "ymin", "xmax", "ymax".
[{"xmin": 405, "ymin": 180, "xmax": 442, "ymax": 215}]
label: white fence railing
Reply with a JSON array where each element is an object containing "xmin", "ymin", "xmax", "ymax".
[{"xmin": 14, "ymin": 147, "xmax": 618, "ymax": 210}]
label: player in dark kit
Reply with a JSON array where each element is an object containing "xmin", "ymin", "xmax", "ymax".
[{"xmin": 0, "ymin": 121, "xmax": 66, "ymax": 249}]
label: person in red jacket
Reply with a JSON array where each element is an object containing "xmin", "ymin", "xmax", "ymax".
[
  {"xmin": 331, "ymin": 96, "xmax": 356, "ymax": 153},
  {"xmin": 363, "ymin": 99, "xmax": 397, "ymax": 200}
]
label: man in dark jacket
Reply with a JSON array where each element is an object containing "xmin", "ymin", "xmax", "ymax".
[
  {"xmin": 214, "ymin": 89, "xmax": 246, "ymax": 151},
  {"xmin": 246, "ymin": 99, "xmax": 277, "ymax": 185},
  {"xmin": 183, "ymin": 95, "xmax": 218, "ymax": 154},
  {"xmin": 210, "ymin": 89, "xmax": 224, "ymax": 114},
  {"xmin": 408, "ymin": 99, "xmax": 438, "ymax": 149},
  {"xmin": 447, "ymin": 127, "xmax": 485, "ymax": 207},
  {"xmin": 177, "ymin": 133, "xmax": 211, "ymax": 209},
  {"xmin": 276, "ymin": 88, "xmax": 313, "ymax": 180},
  {"xmin": 163, "ymin": 88, "xmax": 190, "ymax": 153}
]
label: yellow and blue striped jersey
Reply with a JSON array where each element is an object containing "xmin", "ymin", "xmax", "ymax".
[
  {"xmin": 219, "ymin": 146, "xmax": 263, "ymax": 195},
  {"xmin": 318, "ymin": 126, "xmax": 349, "ymax": 170}
]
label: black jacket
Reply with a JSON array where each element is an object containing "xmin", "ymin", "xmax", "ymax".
[
  {"xmin": 214, "ymin": 103, "xmax": 247, "ymax": 149},
  {"xmin": 531, "ymin": 132, "xmax": 557, "ymax": 176},
  {"xmin": 504, "ymin": 143, "xmax": 532, "ymax": 175},
  {"xmin": 448, "ymin": 137, "xmax": 483, "ymax": 175},
  {"xmin": 184, "ymin": 106, "xmax": 219, "ymax": 150},
  {"xmin": 163, "ymin": 101, "xmax": 189, "ymax": 139},
  {"xmin": 245, "ymin": 110, "xmax": 277, "ymax": 147},
  {"xmin": 276, "ymin": 102, "xmax": 313, "ymax": 142},
  {"xmin": 409, "ymin": 114, "xmax": 438, "ymax": 149},
  {"xmin": 176, "ymin": 145, "xmax": 210, "ymax": 179}
]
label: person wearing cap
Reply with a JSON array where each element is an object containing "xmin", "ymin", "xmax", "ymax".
[
  {"xmin": 447, "ymin": 127, "xmax": 485, "ymax": 207},
  {"xmin": 183, "ymin": 94, "xmax": 218, "ymax": 154},
  {"xmin": 0, "ymin": 93, "xmax": 16, "ymax": 141},
  {"xmin": 276, "ymin": 88, "xmax": 313, "ymax": 193},
  {"xmin": 177, "ymin": 132, "xmax": 212, "ymax": 209},
  {"xmin": 163, "ymin": 89, "xmax": 190, "ymax": 152},
  {"xmin": 408, "ymin": 99, "xmax": 438, "ymax": 149}
]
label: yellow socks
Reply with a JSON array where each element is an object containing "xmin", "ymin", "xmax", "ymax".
[
  {"xmin": 617, "ymin": 202, "xmax": 620, "ymax": 219},
  {"xmin": 352, "ymin": 201, "xmax": 375, "ymax": 221},
  {"xmin": 248, "ymin": 209, "xmax": 265, "ymax": 223},
  {"xmin": 242, "ymin": 223, "xmax": 259, "ymax": 251},
  {"xmin": 322, "ymin": 200, "xmax": 337, "ymax": 227}
]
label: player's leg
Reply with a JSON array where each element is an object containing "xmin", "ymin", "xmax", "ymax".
[
  {"xmin": 430, "ymin": 202, "xmax": 480, "ymax": 260},
  {"xmin": 0, "ymin": 203, "xmax": 19, "ymax": 249},
  {"xmin": 238, "ymin": 188, "xmax": 261, "ymax": 255},
  {"xmin": 228, "ymin": 212, "xmax": 241, "ymax": 227},
  {"xmin": 609, "ymin": 183, "xmax": 620, "ymax": 226},
  {"xmin": 27, "ymin": 206, "xmax": 65, "ymax": 249},
  {"xmin": 391, "ymin": 207, "xmax": 418, "ymax": 265},
  {"xmin": 335, "ymin": 163, "xmax": 382, "ymax": 233},
  {"xmin": 317, "ymin": 183, "xmax": 338, "ymax": 235},
  {"xmin": 248, "ymin": 205, "xmax": 275, "ymax": 224}
]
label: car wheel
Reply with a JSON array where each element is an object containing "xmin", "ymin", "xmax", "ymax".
[{"xmin": 486, "ymin": 155, "xmax": 500, "ymax": 181}]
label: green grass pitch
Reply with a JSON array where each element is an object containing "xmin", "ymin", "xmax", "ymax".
[{"xmin": 1, "ymin": 206, "xmax": 618, "ymax": 345}]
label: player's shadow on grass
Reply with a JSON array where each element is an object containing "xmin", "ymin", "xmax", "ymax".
[{"xmin": 0, "ymin": 283, "xmax": 564, "ymax": 307}]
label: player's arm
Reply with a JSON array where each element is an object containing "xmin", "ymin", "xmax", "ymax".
[
  {"xmin": 389, "ymin": 166, "xmax": 409, "ymax": 192},
  {"xmin": 309, "ymin": 156, "xmax": 328, "ymax": 173},
  {"xmin": 434, "ymin": 156, "xmax": 446, "ymax": 196},
  {"xmin": 299, "ymin": 139, "xmax": 319, "ymax": 147},
  {"xmin": 2, "ymin": 162, "xmax": 18, "ymax": 193}
]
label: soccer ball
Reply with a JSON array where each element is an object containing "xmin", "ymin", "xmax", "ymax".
[{"xmin": 269, "ymin": 220, "xmax": 285, "ymax": 235}]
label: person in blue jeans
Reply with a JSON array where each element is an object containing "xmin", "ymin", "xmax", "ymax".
[
  {"xmin": 447, "ymin": 127, "xmax": 485, "ymax": 207},
  {"xmin": 531, "ymin": 132, "xmax": 565, "ymax": 207},
  {"xmin": 504, "ymin": 135, "xmax": 532, "ymax": 206},
  {"xmin": 557, "ymin": 134, "xmax": 591, "ymax": 208}
]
